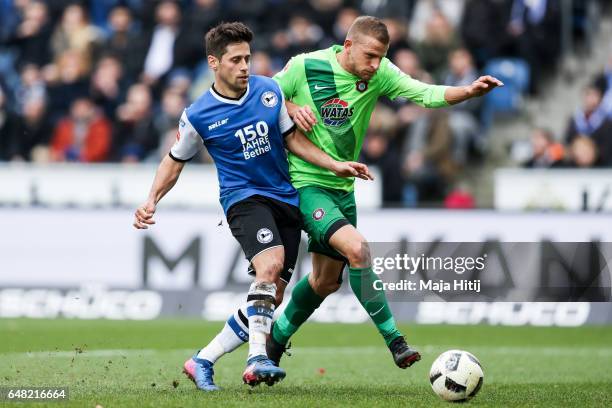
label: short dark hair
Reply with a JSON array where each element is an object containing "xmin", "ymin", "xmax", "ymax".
[
  {"xmin": 347, "ymin": 16, "xmax": 390, "ymax": 45},
  {"xmin": 205, "ymin": 22, "xmax": 253, "ymax": 59}
]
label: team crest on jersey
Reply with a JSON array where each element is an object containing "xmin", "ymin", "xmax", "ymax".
[
  {"xmin": 356, "ymin": 80, "xmax": 368, "ymax": 92},
  {"xmin": 312, "ymin": 208, "xmax": 325, "ymax": 220},
  {"xmin": 261, "ymin": 91, "xmax": 278, "ymax": 107},
  {"xmin": 257, "ymin": 228, "xmax": 274, "ymax": 244},
  {"xmin": 320, "ymin": 98, "xmax": 354, "ymax": 126}
]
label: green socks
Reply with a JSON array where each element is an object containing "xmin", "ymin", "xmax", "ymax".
[
  {"xmin": 349, "ymin": 266, "xmax": 402, "ymax": 346},
  {"xmin": 272, "ymin": 267, "xmax": 403, "ymax": 347},
  {"xmin": 272, "ymin": 274, "xmax": 324, "ymax": 345}
]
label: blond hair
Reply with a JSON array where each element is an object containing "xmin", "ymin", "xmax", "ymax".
[{"xmin": 347, "ymin": 16, "xmax": 390, "ymax": 45}]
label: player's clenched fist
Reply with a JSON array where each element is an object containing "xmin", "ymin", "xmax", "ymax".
[{"xmin": 133, "ymin": 202, "xmax": 156, "ymax": 229}]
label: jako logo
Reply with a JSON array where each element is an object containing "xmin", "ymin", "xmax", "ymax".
[{"xmin": 321, "ymin": 98, "xmax": 353, "ymax": 126}]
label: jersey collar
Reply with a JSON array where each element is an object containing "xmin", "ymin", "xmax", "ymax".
[{"xmin": 209, "ymin": 83, "xmax": 250, "ymax": 105}]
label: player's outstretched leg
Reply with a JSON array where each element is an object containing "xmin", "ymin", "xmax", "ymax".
[
  {"xmin": 266, "ymin": 321, "xmax": 291, "ymax": 366},
  {"xmin": 185, "ymin": 264, "xmax": 291, "ymax": 389},
  {"xmin": 183, "ymin": 351, "xmax": 220, "ymax": 391},
  {"xmin": 331, "ymin": 225, "xmax": 421, "ymax": 368},
  {"xmin": 242, "ymin": 281, "xmax": 285, "ymax": 386},
  {"xmin": 269, "ymin": 254, "xmax": 342, "ymax": 366},
  {"xmin": 183, "ymin": 304, "xmax": 250, "ymax": 391},
  {"xmin": 269, "ymin": 273, "xmax": 323, "ymax": 365},
  {"xmin": 242, "ymin": 247, "xmax": 286, "ymax": 387}
]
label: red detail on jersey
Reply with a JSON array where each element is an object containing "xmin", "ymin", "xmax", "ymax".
[
  {"xmin": 322, "ymin": 98, "xmax": 348, "ymax": 108},
  {"xmin": 356, "ymin": 80, "xmax": 368, "ymax": 92},
  {"xmin": 176, "ymin": 130, "xmax": 180, "ymax": 141},
  {"xmin": 312, "ymin": 208, "xmax": 326, "ymax": 220}
]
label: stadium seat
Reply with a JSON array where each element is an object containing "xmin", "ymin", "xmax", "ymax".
[{"xmin": 480, "ymin": 58, "xmax": 531, "ymax": 129}]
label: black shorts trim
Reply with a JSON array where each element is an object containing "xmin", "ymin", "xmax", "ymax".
[
  {"xmin": 279, "ymin": 270, "xmax": 293, "ymax": 283},
  {"xmin": 250, "ymin": 244, "xmax": 284, "ymax": 262},
  {"xmin": 282, "ymin": 124, "xmax": 297, "ymax": 138},
  {"xmin": 324, "ymin": 218, "xmax": 351, "ymax": 244},
  {"xmin": 168, "ymin": 151, "xmax": 193, "ymax": 163}
]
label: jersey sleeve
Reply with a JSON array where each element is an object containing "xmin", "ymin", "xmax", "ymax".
[
  {"xmin": 169, "ymin": 110, "xmax": 204, "ymax": 162},
  {"xmin": 278, "ymin": 92, "xmax": 296, "ymax": 137},
  {"xmin": 379, "ymin": 58, "xmax": 450, "ymax": 109},
  {"xmin": 273, "ymin": 55, "xmax": 303, "ymax": 99}
]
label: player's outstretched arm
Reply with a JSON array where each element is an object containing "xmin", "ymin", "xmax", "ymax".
[
  {"xmin": 445, "ymin": 75, "xmax": 504, "ymax": 105},
  {"xmin": 285, "ymin": 129, "xmax": 373, "ymax": 180},
  {"xmin": 133, "ymin": 154, "xmax": 185, "ymax": 229}
]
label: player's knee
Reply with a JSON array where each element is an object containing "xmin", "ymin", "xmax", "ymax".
[
  {"xmin": 311, "ymin": 281, "xmax": 330, "ymax": 297},
  {"xmin": 345, "ymin": 240, "xmax": 371, "ymax": 267},
  {"xmin": 267, "ymin": 259, "xmax": 285, "ymax": 277},
  {"xmin": 311, "ymin": 277, "xmax": 340, "ymax": 297},
  {"xmin": 324, "ymin": 281, "xmax": 341, "ymax": 295},
  {"xmin": 256, "ymin": 256, "xmax": 284, "ymax": 281},
  {"xmin": 274, "ymin": 292, "xmax": 284, "ymax": 306},
  {"xmin": 309, "ymin": 276, "xmax": 323, "ymax": 297}
]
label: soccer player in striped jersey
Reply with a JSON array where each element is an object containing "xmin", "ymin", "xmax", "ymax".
[{"xmin": 132, "ymin": 22, "xmax": 371, "ymax": 390}]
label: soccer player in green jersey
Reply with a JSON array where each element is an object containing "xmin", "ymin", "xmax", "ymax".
[{"xmin": 266, "ymin": 16, "xmax": 503, "ymax": 369}]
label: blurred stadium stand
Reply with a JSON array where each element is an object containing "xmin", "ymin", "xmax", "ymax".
[
  {"xmin": 480, "ymin": 58, "xmax": 530, "ymax": 128},
  {"xmin": 0, "ymin": 0, "xmax": 610, "ymax": 210}
]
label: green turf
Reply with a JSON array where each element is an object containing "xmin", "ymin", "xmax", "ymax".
[{"xmin": 1, "ymin": 319, "xmax": 611, "ymax": 407}]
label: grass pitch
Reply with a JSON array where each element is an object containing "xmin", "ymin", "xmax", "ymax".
[{"xmin": 1, "ymin": 319, "xmax": 611, "ymax": 407}]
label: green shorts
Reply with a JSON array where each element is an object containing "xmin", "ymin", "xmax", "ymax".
[{"xmin": 298, "ymin": 186, "xmax": 357, "ymax": 261}]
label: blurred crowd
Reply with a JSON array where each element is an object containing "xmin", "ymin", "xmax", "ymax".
[
  {"xmin": 0, "ymin": 0, "xmax": 608, "ymax": 207},
  {"xmin": 521, "ymin": 57, "xmax": 612, "ymax": 171}
]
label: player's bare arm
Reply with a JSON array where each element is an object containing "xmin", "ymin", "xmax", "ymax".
[
  {"xmin": 445, "ymin": 75, "xmax": 504, "ymax": 105},
  {"xmin": 133, "ymin": 154, "xmax": 185, "ymax": 229},
  {"xmin": 284, "ymin": 128, "xmax": 373, "ymax": 180}
]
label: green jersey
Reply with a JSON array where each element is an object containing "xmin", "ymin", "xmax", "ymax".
[{"xmin": 273, "ymin": 45, "xmax": 449, "ymax": 192}]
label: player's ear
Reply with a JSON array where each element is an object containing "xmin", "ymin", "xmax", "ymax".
[
  {"xmin": 343, "ymin": 38, "xmax": 353, "ymax": 54},
  {"xmin": 208, "ymin": 55, "xmax": 218, "ymax": 71}
]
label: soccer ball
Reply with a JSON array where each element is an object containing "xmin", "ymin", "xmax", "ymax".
[{"xmin": 429, "ymin": 350, "xmax": 484, "ymax": 401}]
